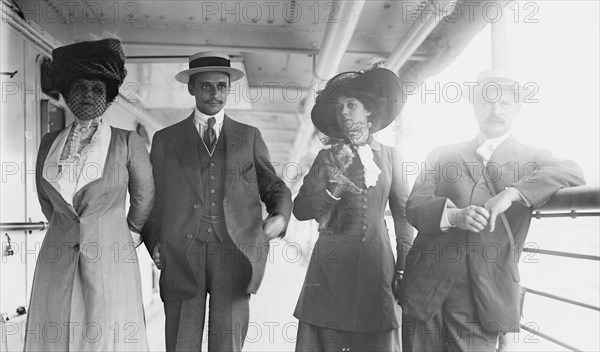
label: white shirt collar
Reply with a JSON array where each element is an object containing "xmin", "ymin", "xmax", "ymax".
[
  {"xmin": 194, "ymin": 107, "xmax": 225, "ymax": 126},
  {"xmin": 477, "ymin": 131, "xmax": 511, "ymax": 150}
]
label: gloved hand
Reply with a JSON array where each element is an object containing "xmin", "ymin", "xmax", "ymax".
[
  {"xmin": 392, "ymin": 270, "xmax": 403, "ymax": 304},
  {"xmin": 323, "ymin": 143, "xmax": 363, "ymax": 197}
]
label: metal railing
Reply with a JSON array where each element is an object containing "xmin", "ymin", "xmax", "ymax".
[
  {"xmin": 520, "ymin": 185, "xmax": 600, "ymax": 352},
  {"xmin": 0, "ymin": 221, "xmax": 48, "ymax": 232}
]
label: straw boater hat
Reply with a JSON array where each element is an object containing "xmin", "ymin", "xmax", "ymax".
[
  {"xmin": 464, "ymin": 69, "xmax": 525, "ymax": 102},
  {"xmin": 311, "ymin": 68, "xmax": 403, "ymax": 139},
  {"xmin": 50, "ymin": 38, "xmax": 127, "ymax": 104},
  {"xmin": 175, "ymin": 52, "xmax": 244, "ymax": 83}
]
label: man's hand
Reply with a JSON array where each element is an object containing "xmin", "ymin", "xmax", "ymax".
[
  {"xmin": 484, "ymin": 187, "xmax": 521, "ymax": 232},
  {"xmin": 392, "ymin": 271, "xmax": 403, "ymax": 304},
  {"xmin": 447, "ymin": 205, "xmax": 490, "ymax": 233},
  {"xmin": 152, "ymin": 243, "xmax": 162, "ymax": 270},
  {"xmin": 263, "ymin": 214, "xmax": 287, "ymax": 240},
  {"xmin": 497, "ymin": 332, "xmax": 517, "ymax": 352}
]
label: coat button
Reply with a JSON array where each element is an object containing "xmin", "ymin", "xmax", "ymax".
[
  {"xmin": 211, "ymin": 189, "xmax": 216, "ymax": 194},
  {"xmin": 210, "ymin": 175, "xmax": 215, "ymax": 181},
  {"xmin": 186, "ymin": 233, "xmax": 193, "ymax": 239},
  {"xmin": 73, "ymin": 243, "xmax": 80, "ymax": 251},
  {"xmin": 211, "ymin": 202, "xmax": 216, "ymax": 207},
  {"xmin": 362, "ymin": 197, "xmax": 368, "ymax": 202},
  {"xmin": 209, "ymin": 162, "xmax": 215, "ymax": 167},
  {"xmin": 362, "ymin": 205, "xmax": 367, "ymax": 209},
  {"xmin": 207, "ymin": 228, "xmax": 212, "ymax": 233},
  {"xmin": 193, "ymin": 204, "xmax": 200, "ymax": 209},
  {"xmin": 361, "ymin": 225, "xmax": 367, "ymax": 231},
  {"xmin": 360, "ymin": 237, "xmax": 366, "ymax": 243}
]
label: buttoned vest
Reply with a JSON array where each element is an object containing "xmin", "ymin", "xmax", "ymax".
[{"xmin": 195, "ymin": 133, "xmax": 228, "ymax": 242}]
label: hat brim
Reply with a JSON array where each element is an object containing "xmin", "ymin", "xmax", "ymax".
[
  {"xmin": 311, "ymin": 68, "xmax": 403, "ymax": 140},
  {"xmin": 175, "ymin": 66, "xmax": 244, "ymax": 83}
]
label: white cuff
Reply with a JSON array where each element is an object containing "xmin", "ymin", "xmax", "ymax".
[{"xmin": 440, "ymin": 199, "xmax": 457, "ymax": 231}]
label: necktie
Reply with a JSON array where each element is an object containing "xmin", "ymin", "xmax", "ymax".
[
  {"xmin": 476, "ymin": 139, "xmax": 495, "ymax": 165},
  {"xmin": 204, "ymin": 117, "xmax": 217, "ymax": 151}
]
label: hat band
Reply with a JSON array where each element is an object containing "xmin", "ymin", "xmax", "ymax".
[{"xmin": 189, "ymin": 56, "xmax": 230, "ymax": 69}]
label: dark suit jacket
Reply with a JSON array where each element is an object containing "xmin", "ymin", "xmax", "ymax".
[
  {"xmin": 142, "ymin": 114, "xmax": 292, "ymax": 301},
  {"xmin": 293, "ymin": 139, "xmax": 414, "ymax": 332},
  {"xmin": 400, "ymin": 136, "xmax": 585, "ymax": 332}
]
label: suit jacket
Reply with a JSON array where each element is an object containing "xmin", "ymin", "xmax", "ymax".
[
  {"xmin": 293, "ymin": 139, "xmax": 414, "ymax": 332},
  {"xmin": 400, "ymin": 136, "xmax": 585, "ymax": 332},
  {"xmin": 142, "ymin": 114, "xmax": 292, "ymax": 301}
]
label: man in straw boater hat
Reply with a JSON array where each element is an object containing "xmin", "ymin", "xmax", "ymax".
[
  {"xmin": 399, "ymin": 69, "xmax": 585, "ymax": 351},
  {"xmin": 142, "ymin": 52, "xmax": 292, "ymax": 351}
]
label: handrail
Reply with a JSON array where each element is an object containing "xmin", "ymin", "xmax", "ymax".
[
  {"xmin": 522, "ymin": 247, "xmax": 599, "ymax": 261},
  {"xmin": 520, "ymin": 324, "xmax": 583, "ymax": 352},
  {"xmin": 522, "ymin": 185, "xmax": 599, "ymax": 352},
  {"xmin": 523, "ymin": 287, "xmax": 600, "ymax": 311},
  {"xmin": 534, "ymin": 185, "xmax": 600, "ymax": 212},
  {"xmin": 0, "ymin": 222, "xmax": 48, "ymax": 232}
]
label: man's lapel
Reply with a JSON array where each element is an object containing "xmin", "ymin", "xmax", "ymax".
[
  {"xmin": 222, "ymin": 115, "xmax": 245, "ymax": 195},
  {"xmin": 175, "ymin": 112, "xmax": 204, "ymax": 202},
  {"xmin": 458, "ymin": 138, "xmax": 484, "ymax": 184},
  {"xmin": 489, "ymin": 135, "xmax": 521, "ymax": 166}
]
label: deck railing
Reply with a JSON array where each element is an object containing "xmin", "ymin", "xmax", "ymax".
[{"xmin": 521, "ymin": 185, "xmax": 600, "ymax": 352}]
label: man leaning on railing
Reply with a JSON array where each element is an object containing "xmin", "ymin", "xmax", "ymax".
[{"xmin": 395, "ymin": 70, "xmax": 585, "ymax": 352}]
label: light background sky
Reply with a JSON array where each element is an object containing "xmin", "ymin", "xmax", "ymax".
[{"xmin": 402, "ymin": 0, "xmax": 599, "ymax": 186}]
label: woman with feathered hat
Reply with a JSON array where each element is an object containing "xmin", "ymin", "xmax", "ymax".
[
  {"xmin": 292, "ymin": 67, "xmax": 414, "ymax": 351},
  {"xmin": 25, "ymin": 39, "xmax": 154, "ymax": 351}
]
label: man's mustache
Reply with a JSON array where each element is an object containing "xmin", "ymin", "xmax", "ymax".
[{"xmin": 205, "ymin": 100, "xmax": 224, "ymax": 104}]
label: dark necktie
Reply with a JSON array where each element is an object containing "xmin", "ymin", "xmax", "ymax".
[{"xmin": 204, "ymin": 117, "xmax": 217, "ymax": 151}]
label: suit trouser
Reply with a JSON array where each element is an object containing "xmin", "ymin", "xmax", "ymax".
[
  {"xmin": 164, "ymin": 234, "xmax": 252, "ymax": 352},
  {"xmin": 401, "ymin": 268, "xmax": 499, "ymax": 352}
]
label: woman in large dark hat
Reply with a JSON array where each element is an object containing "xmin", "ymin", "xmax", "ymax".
[
  {"xmin": 293, "ymin": 67, "xmax": 414, "ymax": 351},
  {"xmin": 26, "ymin": 39, "xmax": 154, "ymax": 351}
]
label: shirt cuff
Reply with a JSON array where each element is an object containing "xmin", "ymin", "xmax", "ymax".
[
  {"xmin": 440, "ymin": 199, "xmax": 457, "ymax": 231},
  {"xmin": 509, "ymin": 187, "xmax": 532, "ymax": 207},
  {"xmin": 326, "ymin": 189, "xmax": 341, "ymax": 201}
]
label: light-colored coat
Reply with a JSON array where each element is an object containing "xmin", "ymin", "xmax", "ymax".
[{"xmin": 25, "ymin": 127, "xmax": 154, "ymax": 351}]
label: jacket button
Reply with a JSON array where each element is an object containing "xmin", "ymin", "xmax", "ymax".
[
  {"xmin": 211, "ymin": 189, "xmax": 216, "ymax": 194},
  {"xmin": 193, "ymin": 204, "xmax": 200, "ymax": 209},
  {"xmin": 209, "ymin": 162, "xmax": 215, "ymax": 167},
  {"xmin": 361, "ymin": 225, "xmax": 367, "ymax": 231},
  {"xmin": 73, "ymin": 243, "xmax": 80, "ymax": 251},
  {"xmin": 362, "ymin": 205, "xmax": 367, "ymax": 209},
  {"xmin": 360, "ymin": 237, "xmax": 366, "ymax": 243},
  {"xmin": 210, "ymin": 175, "xmax": 215, "ymax": 181},
  {"xmin": 207, "ymin": 228, "xmax": 212, "ymax": 233},
  {"xmin": 362, "ymin": 197, "xmax": 368, "ymax": 202},
  {"xmin": 211, "ymin": 202, "xmax": 216, "ymax": 207},
  {"xmin": 186, "ymin": 233, "xmax": 193, "ymax": 239}
]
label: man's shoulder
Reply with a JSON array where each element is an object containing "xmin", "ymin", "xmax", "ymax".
[
  {"xmin": 225, "ymin": 115, "xmax": 259, "ymax": 133},
  {"xmin": 155, "ymin": 115, "xmax": 192, "ymax": 138}
]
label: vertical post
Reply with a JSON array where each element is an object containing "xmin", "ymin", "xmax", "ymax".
[{"xmin": 491, "ymin": 14, "xmax": 509, "ymax": 69}]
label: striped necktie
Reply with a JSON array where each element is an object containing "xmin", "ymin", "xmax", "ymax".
[{"xmin": 204, "ymin": 116, "xmax": 217, "ymax": 151}]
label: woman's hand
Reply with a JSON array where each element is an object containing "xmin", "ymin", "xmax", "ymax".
[
  {"xmin": 263, "ymin": 214, "xmax": 287, "ymax": 240},
  {"xmin": 152, "ymin": 243, "xmax": 163, "ymax": 270}
]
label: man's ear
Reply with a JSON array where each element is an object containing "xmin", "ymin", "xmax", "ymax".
[{"xmin": 187, "ymin": 81, "xmax": 195, "ymax": 96}]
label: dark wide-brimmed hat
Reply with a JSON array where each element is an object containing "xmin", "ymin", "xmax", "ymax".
[
  {"xmin": 311, "ymin": 68, "xmax": 403, "ymax": 139},
  {"xmin": 175, "ymin": 52, "xmax": 244, "ymax": 83},
  {"xmin": 51, "ymin": 38, "xmax": 127, "ymax": 103}
]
